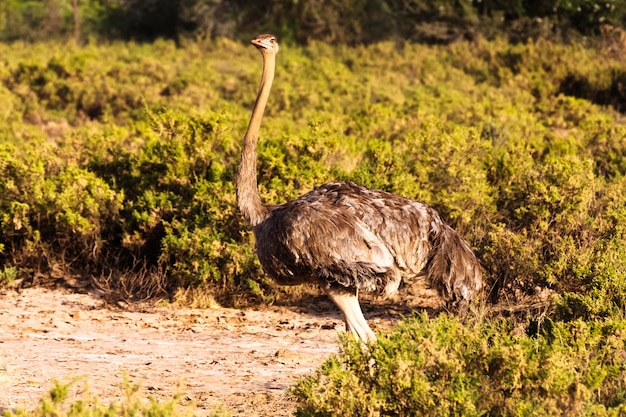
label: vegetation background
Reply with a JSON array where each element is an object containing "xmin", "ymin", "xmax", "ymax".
[
  {"xmin": 1, "ymin": 0, "xmax": 626, "ymax": 415},
  {"xmin": 2, "ymin": 0, "xmax": 626, "ymax": 44}
]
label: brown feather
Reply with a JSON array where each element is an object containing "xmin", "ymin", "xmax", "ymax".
[{"xmin": 254, "ymin": 181, "xmax": 483, "ymax": 306}]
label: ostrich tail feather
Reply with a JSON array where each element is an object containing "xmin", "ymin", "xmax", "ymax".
[{"xmin": 426, "ymin": 225, "xmax": 483, "ymax": 312}]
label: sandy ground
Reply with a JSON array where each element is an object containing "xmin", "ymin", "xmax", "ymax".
[{"xmin": 0, "ymin": 286, "xmax": 432, "ymax": 416}]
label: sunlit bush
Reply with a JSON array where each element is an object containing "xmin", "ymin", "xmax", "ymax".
[
  {"xmin": 294, "ymin": 314, "xmax": 626, "ymax": 416},
  {"xmin": 0, "ymin": 38, "xmax": 626, "ymax": 313}
]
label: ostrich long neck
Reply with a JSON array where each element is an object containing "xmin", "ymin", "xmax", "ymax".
[{"xmin": 236, "ymin": 50, "xmax": 275, "ymax": 227}]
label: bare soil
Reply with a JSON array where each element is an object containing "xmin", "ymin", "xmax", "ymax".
[{"xmin": 0, "ymin": 286, "xmax": 437, "ymax": 416}]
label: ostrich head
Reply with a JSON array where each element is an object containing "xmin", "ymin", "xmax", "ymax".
[{"xmin": 251, "ymin": 34, "xmax": 279, "ymax": 55}]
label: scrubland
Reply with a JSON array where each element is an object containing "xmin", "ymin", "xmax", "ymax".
[{"xmin": 1, "ymin": 36, "xmax": 626, "ymax": 415}]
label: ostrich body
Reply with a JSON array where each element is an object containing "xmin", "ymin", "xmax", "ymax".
[{"xmin": 237, "ymin": 34, "xmax": 483, "ymax": 341}]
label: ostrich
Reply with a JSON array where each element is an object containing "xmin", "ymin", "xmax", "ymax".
[{"xmin": 236, "ymin": 34, "xmax": 483, "ymax": 341}]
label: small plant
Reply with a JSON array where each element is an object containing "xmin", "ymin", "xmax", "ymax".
[
  {"xmin": 1, "ymin": 377, "xmax": 230, "ymax": 417},
  {"xmin": 0, "ymin": 266, "xmax": 17, "ymax": 288}
]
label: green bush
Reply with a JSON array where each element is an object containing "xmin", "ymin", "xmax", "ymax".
[
  {"xmin": 293, "ymin": 314, "xmax": 626, "ymax": 416},
  {"xmin": 1, "ymin": 37, "xmax": 626, "ymax": 312},
  {"xmin": 0, "ymin": 140, "xmax": 123, "ymax": 271},
  {"xmin": 112, "ymin": 108, "xmax": 267, "ymax": 299}
]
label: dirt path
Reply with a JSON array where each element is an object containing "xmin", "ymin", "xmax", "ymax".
[{"xmin": 0, "ymin": 286, "xmax": 429, "ymax": 415}]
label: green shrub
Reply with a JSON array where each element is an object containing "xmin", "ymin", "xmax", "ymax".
[
  {"xmin": 1, "ymin": 37, "xmax": 626, "ymax": 311},
  {"xmin": 0, "ymin": 140, "xmax": 123, "ymax": 271},
  {"xmin": 294, "ymin": 314, "xmax": 626, "ymax": 416}
]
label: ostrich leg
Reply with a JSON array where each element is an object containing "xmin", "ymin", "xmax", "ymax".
[{"xmin": 324, "ymin": 288, "xmax": 376, "ymax": 342}]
